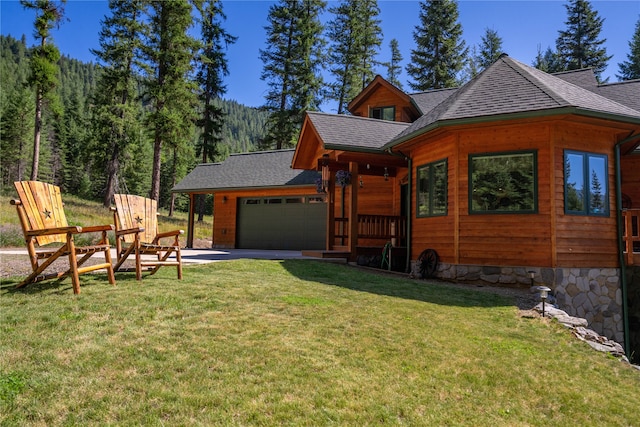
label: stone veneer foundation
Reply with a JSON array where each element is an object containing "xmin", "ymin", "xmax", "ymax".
[{"xmin": 416, "ymin": 262, "xmax": 625, "ymax": 344}]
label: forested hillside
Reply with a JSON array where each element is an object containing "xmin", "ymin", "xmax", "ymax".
[{"xmin": 0, "ymin": 35, "xmax": 268, "ymax": 210}]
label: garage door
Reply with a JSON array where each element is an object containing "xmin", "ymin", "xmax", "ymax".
[{"xmin": 237, "ymin": 195, "xmax": 326, "ymax": 250}]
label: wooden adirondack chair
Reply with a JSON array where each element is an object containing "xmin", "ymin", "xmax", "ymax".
[
  {"xmin": 11, "ymin": 181, "xmax": 116, "ymax": 294},
  {"xmin": 111, "ymin": 194, "xmax": 183, "ymax": 280}
]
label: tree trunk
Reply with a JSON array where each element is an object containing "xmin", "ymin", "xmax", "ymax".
[
  {"xmin": 150, "ymin": 134, "xmax": 162, "ymax": 202},
  {"xmin": 30, "ymin": 89, "xmax": 43, "ymax": 180}
]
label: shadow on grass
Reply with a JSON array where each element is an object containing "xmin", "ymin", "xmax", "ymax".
[{"xmin": 280, "ymin": 259, "xmax": 515, "ymax": 309}]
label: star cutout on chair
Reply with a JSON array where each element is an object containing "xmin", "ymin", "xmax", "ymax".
[
  {"xmin": 43, "ymin": 209, "xmax": 52, "ymax": 219},
  {"xmin": 135, "ymin": 215, "xmax": 143, "ymax": 225}
]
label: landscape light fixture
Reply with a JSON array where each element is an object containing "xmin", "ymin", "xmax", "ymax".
[{"xmin": 537, "ymin": 286, "xmax": 551, "ymax": 317}]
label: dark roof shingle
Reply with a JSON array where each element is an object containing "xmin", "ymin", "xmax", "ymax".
[
  {"xmin": 172, "ymin": 149, "xmax": 318, "ymax": 193},
  {"xmin": 306, "ymin": 111, "xmax": 409, "ymax": 150},
  {"xmin": 389, "ymin": 56, "xmax": 640, "ymax": 146}
]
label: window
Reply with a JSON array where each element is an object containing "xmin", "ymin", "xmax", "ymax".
[
  {"xmin": 417, "ymin": 159, "xmax": 447, "ymax": 217},
  {"xmin": 469, "ymin": 151, "xmax": 537, "ymax": 214},
  {"xmin": 564, "ymin": 150, "xmax": 609, "ymax": 216},
  {"xmin": 370, "ymin": 106, "xmax": 395, "ymax": 121}
]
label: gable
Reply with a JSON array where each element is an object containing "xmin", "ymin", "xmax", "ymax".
[{"xmin": 347, "ymin": 75, "xmax": 420, "ymax": 122}]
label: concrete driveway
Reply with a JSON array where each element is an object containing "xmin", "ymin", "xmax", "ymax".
[{"xmin": 0, "ymin": 248, "xmax": 316, "ymax": 266}]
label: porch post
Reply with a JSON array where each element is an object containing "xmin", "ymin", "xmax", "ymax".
[
  {"xmin": 348, "ymin": 162, "xmax": 359, "ymax": 261},
  {"xmin": 187, "ymin": 193, "xmax": 195, "ymax": 248},
  {"xmin": 326, "ymin": 171, "xmax": 335, "ymax": 250}
]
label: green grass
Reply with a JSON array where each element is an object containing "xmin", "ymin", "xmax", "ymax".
[
  {"xmin": 1, "ymin": 260, "xmax": 639, "ymax": 426},
  {"xmin": 0, "ymin": 194, "xmax": 212, "ymax": 247}
]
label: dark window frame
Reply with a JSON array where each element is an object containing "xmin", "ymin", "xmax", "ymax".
[
  {"xmin": 416, "ymin": 158, "xmax": 448, "ymax": 218},
  {"xmin": 369, "ymin": 106, "xmax": 396, "ymax": 121},
  {"xmin": 564, "ymin": 150, "xmax": 609, "ymax": 217},
  {"xmin": 468, "ymin": 150, "xmax": 538, "ymax": 215}
]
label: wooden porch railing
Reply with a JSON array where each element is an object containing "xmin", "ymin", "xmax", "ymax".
[
  {"xmin": 333, "ymin": 215, "xmax": 407, "ymax": 248},
  {"xmin": 623, "ymin": 209, "xmax": 640, "ymax": 266}
]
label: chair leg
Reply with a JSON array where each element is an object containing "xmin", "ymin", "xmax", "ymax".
[
  {"xmin": 177, "ymin": 249, "xmax": 182, "ymax": 280},
  {"xmin": 104, "ymin": 247, "xmax": 116, "ymax": 285},
  {"xmin": 135, "ymin": 246, "xmax": 142, "ymax": 281},
  {"xmin": 67, "ymin": 238, "xmax": 81, "ymax": 295}
]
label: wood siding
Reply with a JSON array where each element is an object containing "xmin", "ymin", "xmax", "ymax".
[
  {"xmin": 350, "ymin": 85, "xmax": 414, "ymax": 122},
  {"xmin": 408, "ymin": 119, "xmax": 626, "ymax": 269}
]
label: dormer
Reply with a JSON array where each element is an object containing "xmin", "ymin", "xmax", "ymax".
[{"xmin": 347, "ymin": 75, "xmax": 421, "ymax": 123}]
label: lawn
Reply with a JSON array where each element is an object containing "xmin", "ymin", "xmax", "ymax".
[{"xmin": 1, "ymin": 260, "xmax": 639, "ymax": 426}]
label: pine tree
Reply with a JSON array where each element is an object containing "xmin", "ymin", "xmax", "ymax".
[
  {"xmin": 533, "ymin": 45, "xmax": 564, "ymax": 73},
  {"xmin": 327, "ymin": 0, "xmax": 383, "ymax": 114},
  {"xmin": 555, "ymin": 0, "xmax": 611, "ymax": 81},
  {"xmin": 193, "ymin": 0, "xmax": 236, "ymax": 220},
  {"xmin": 477, "ymin": 28, "xmax": 503, "ymax": 70},
  {"xmin": 386, "ymin": 38, "xmax": 403, "ymax": 89},
  {"xmin": 194, "ymin": 0, "xmax": 235, "ymax": 164},
  {"xmin": 91, "ymin": 0, "xmax": 147, "ymax": 206},
  {"xmin": 259, "ymin": 0, "xmax": 326, "ymax": 150},
  {"xmin": 144, "ymin": 0, "xmax": 199, "ymax": 204},
  {"xmin": 405, "ymin": 0, "xmax": 467, "ymax": 91},
  {"xmin": 617, "ymin": 16, "xmax": 640, "ymax": 80},
  {"xmin": 20, "ymin": 0, "xmax": 66, "ymax": 180}
]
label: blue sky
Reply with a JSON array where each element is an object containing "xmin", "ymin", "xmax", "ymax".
[{"xmin": 1, "ymin": 0, "xmax": 638, "ymax": 111}]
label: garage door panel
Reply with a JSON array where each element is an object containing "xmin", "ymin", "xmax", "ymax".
[{"xmin": 237, "ymin": 196, "xmax": 326, "ymax": 250}]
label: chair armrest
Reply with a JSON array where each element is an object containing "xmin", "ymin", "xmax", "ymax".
[
  {"xmin": 25, "ymin": 226, "xmax": 82, "ymax": 237},
  {"xmin": 155, "ymin": 229, "xmax": 184, "ymax": 239},
  {"xmin": 153, "ymin": 229, "xmax": 184, "ymax": 244},
  {"xmin": 115, "ymin": 227, "xmax": 145, "ymax": 237},
  {"xmin": 79, "ymin": 224, "xmax": 115, "ymax": 233},
  {"xmin": 10, "ymin": 199, "xmax": 21, "ymax": 206}
]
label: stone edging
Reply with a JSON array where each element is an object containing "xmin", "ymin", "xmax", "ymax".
[{"xmin": 532, "ymin": 303, "xmax": 640, "ymax": 370}]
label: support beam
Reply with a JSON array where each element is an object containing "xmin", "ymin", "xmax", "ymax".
[
  {"xmin": 348, "ymin": 162, "xmax": 359, "ymax": 261},
  {"xmin": 187, "ymin": 193, "xmax": 195, "ymax": 248}
]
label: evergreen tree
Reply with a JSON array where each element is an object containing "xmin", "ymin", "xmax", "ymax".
[
  {"xmin": 386, "ymin": 38, "xmax": 403, "ymax": 89},
  {"xmin": 555, "ymin": 0, "xmax": 611, "ymax": 81},
  {"xmin": 477, "ymin": 28, "xmax": 503, "ymax": 70},
  {"xmin": 91, "ymin": 0, "xmax": 147, "ymax": 206},
  {"xmin": 617, "ymin": 16, "xmax": 640, "ymax": 80},
  {"xmin": 193, "ymin": 0, "xmax": 236, "ymax": 220},
  {"xmin": 20, "ymin": 0, "xmax": 66, "ymax": 180},
  {"xmin": 143, "ymin": 0, "xmax": 199, "ymax": 204},
  {"xmin": 327, "ymin": 0, "xmax": 382, "ymax": 114},
  {"xmin": 405, "ymin": 0, "xmax": 467, "ymax": 91},
  {"xmin": 259, "ymin": 0, "xmax": 326, "ymax": 150},
  {"xmin": 0, "ymin": 35, "xmax": 33, "ymax": 184},
  {"xmin": 533, "ymin": 45, "xmax": 563, "ymax": 73}
]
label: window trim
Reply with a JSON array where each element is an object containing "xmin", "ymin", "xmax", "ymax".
[
  {"xmin": 369, "ymin": 105, "xmax": 396, "ymax": 121},
  {"xmin": 416, "ymin": 158, "xmax": 448, "ymax": 218},
  {"xmin": 563, "ymin": 150, "xmax": 609, "ymax": 217},
  {"xmin": 468, "ymin": 150, "xmax": 538, "ymax": 215}
]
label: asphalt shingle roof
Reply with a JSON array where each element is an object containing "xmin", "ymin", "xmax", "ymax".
[
  {"xmin": 172, "ymin": 149, "xmax": 318, "ymax": 193},
  {"xmin": 409, "ymin": 88, "xmax": 458, "ymax": 115},
  {"xmin": 390, "ymin": 55, "xmax": 640, "ymax": 146},
  {"xmin": 306, "ymin": 111, "xmax": 410, "ymax": 151},
  {"xmin": 595, "ymin": 80, "xmax": 640, "ymax": 112}
]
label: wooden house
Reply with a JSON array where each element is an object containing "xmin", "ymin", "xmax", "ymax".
[{"xmin": 173, "ymin": 55, "xmax": 640, "ymax": 354}]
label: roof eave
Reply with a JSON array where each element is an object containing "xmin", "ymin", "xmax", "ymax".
[
  {"xmin": 172, "ymin": 183, "xmax": 316, "ymax": 194},
  {"xmin": 383, "ymin": 107, "xmax": 640, "ymax": 150}
]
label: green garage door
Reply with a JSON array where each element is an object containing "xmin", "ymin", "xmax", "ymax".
[{"xmin": 237, "ymin": 195, "xmax": 326, "ymax": 250}]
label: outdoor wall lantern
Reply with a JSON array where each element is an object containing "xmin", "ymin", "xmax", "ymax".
[
  {"xmin": 359, "ymin": 175, "xmax": 363, "ymax": 188},
  {"xmin": 222, "ymin": 196, "xmax": 228, "ymax": 204},
  {"xmin": 384, "ymin": 167, "xmax": 389, "ymax": 181},
  {"xmin": 321, "ymin": 154, "xmax": 330, "ymax": 191},
  {"xmin": 536, "ymin": 286, "xmax": 552, "ymax": 317},
  {"xmin": 528, "ymin": 270, "xmax": 535, "ymax": 287}
]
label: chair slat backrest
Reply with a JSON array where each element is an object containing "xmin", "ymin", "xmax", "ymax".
[
  {"xmin": 14, "ymin": 181, "xmax": 69, "ymax": 246},
  {"xmin": 113, "ymin": 194, "xmax": 158, "ymax": 244}
]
